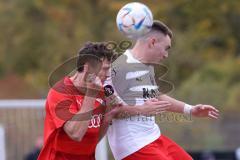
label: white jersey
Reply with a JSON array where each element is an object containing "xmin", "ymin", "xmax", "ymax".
[{"xmin": 104, "ymin": 50, "xmax": 161, "ymax": 160}]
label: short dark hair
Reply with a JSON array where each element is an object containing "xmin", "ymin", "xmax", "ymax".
[
  {"xmin": 151, "ymin": 20, "xmax": 173, "ymax": 39},
  {"xmin": 76, "ymin": 42, "xmax": 115, "ymax": 72}
]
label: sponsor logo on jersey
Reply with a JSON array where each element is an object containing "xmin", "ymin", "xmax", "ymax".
[
  {"xmin": 142, "ymin": 88, "xmax": 157, "ymax": 99},
  {"xmin": 88, "ymin": 114, "xmax": 103, "ymax": 128},
  {"xmin": 104, "ymin": 85, "xmax": 114, "ymax": 97}
]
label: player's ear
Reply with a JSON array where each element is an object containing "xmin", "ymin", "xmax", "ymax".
[
  {"xmin": 151, "ymin": 38, "xmax": 156, "ymax": 46},
  {"xmin": 148, "ymin": 38, "xmax": 156, "ymax": 48}
]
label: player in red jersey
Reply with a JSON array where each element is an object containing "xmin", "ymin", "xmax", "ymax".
[
  {"xmin": 37, "ymin": 42, "xmax": 116, "ymax": 160},
  {"xmin": 38, "ymin": 42, "xmax": 171, "ymax": 160}
]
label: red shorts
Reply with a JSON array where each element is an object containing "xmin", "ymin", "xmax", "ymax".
[{"xmin": 123, "ymin": 135, "xmax": 192, "ymax": 160}]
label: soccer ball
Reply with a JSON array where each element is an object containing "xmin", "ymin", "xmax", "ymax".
[{"xmin": 116, "ymin": 2, "xmax": 153, "ymax": 39}]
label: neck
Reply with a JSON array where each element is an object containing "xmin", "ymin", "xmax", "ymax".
[
  {"xmin": 70, "ymin": 72, "xmax": 86, "ymax": 93},
  {"xmin": 130, "ymin": 42, "xmax": 150, "ymax": 64}
]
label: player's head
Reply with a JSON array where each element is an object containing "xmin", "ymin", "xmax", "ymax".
[
  {"xmin": 77, "ymin": 42, "xmax": 114, "ymax": 81},
  {"xmin": 137, "ymin": 20, "xmax": 172, "ymax": 63}
]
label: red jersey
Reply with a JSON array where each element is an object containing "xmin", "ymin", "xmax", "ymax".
[{"xmin": 38, "ymin": 77, "xmax": 106, "ymax": 160}]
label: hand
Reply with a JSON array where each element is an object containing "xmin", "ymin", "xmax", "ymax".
[
  {"xmin": 191, "ymin": 104, "xmax": 220, "ymax": 119},
  {"xmin": 141, "ymin": 98, "xmax": 171, "ymax": 116},
  {"xmin": 104, "ymin": 106, "xmax": 121, "ymax": 123},
  {"xmin": 83, "ymin": 65, "xmax": 102, "ymax": 96},
  {"xmin": 85, "ymin": 74, "xmax": 102, "ymax": 96}
]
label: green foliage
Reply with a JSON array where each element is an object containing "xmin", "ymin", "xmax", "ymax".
[
  {"xmin": 226, "ymin": 83, "xmax": 240, "ymax": 112},
  {"xmin": 176, "ymin": 58, "xmax": 240, "ymax": 109},
  {"xmin": 171, "ymin": 58, "xmax": 240, "ymax": 150},
  {"xmin": 177, "ymin": 77, "xmax": 228, "ymax": 108},
  {"xmin": 0, "ymin": 0, "xmax": 239, "ymax": 91}
]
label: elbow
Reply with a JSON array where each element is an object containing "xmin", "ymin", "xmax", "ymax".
[{"xmin": 64, "ymin": 126, "xmax": 84, "ymax": 142}]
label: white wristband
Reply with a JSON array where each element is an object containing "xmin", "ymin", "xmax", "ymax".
[{"xmin": 183, "ymin": 104, "xmax": 193, "ymax": 114}]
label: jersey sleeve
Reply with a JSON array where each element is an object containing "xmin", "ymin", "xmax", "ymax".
[{"xmin": 46, "ymin": 89, "xmax": 78, "ymax": 129}]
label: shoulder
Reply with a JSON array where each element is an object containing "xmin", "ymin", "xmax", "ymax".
[
  {"xmin": 46, "ymin": 79, "xmax": 76, "ymax": 107},
  {"xmin": 111, "ymin": 54, "xmax": 128, "ymax": 71}
]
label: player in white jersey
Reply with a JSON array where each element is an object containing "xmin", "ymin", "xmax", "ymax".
[{"xmin": 105, "ymin": 20, "xmax": 220, "ymax": 160}]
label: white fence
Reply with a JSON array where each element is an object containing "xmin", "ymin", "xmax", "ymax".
[{"xmin": 0, "ymin": 99, "xmax": 108, "ymax": 160}]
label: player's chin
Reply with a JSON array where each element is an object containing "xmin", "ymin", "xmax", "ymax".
[{"xmin": 157, "ymin": 56, "xmax": 165, "ymax": 62}]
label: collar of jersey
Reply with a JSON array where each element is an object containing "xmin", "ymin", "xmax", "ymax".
[{"xmin": 124, "ymin": 50, "xmax": 142, "ymax": 64}]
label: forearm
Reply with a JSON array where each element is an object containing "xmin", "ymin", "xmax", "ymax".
[
  {"xmin": 111, "ymin": 101, "xmax": 170, "ymax": 119},
  {"xmin": 98, "ymin": 104, "xmax": 126, "ymax": 141},
  {"xmin": 115, "ymin": 105, "xmax": 143, "ymax": 118},
  {"xmin": 97, "ymin": 111, "xmax": 113, "ymax": 142},
  {"xmin": 105, "ymin": 98, "xmax": 142, "ymax": 118},
  {"xmin": 158, "ymin": 94, "xmax": 185, "ymax": 113},
  {"xmin": 64, "ymin": 96, "xmax": 95, "ymax": 141}
]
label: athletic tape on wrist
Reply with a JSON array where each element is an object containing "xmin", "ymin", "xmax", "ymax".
[{"xmin": 184, "ymin": 104, "xmax": 193, "ymax": 114}]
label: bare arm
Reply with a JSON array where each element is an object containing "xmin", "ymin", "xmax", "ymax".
[
  {"xmin": 116, "ymin": 100, "xmax": 171, "ymax": 118},
  {"xmin": 64, "ymin": 69, "xmax": 102, "ymax": 141},
  {"xmin": 157, "ymin": 94, "xmax": 185, "ymax": 113},
  {"xmin": 105, "ymin": 95, "xmax": 171, "ymax": 119},
  {"xmin": 157, "ymin": 94, "xmax": 220, "ymax": 119},
  {"xmin": 63, "ymin": 95, "xmax": 96, "ymax": 141},
  {"xmin": 97, "ymin": 106, "xmax": 119, "ymax": 142}
]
